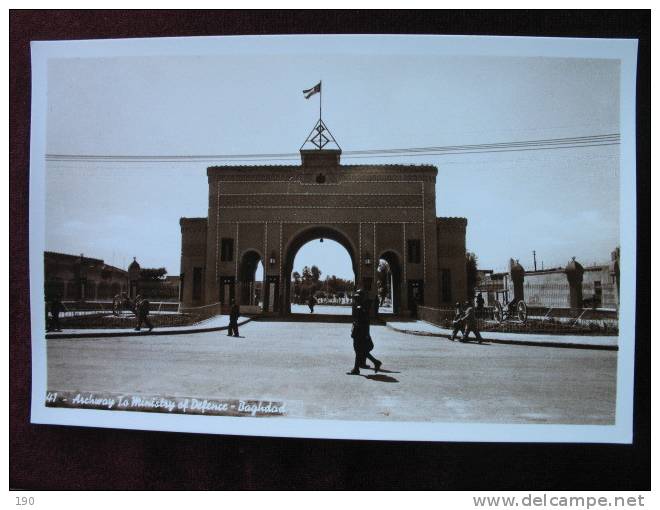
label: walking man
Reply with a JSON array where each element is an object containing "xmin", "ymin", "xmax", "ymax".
[
  {"xmin": 460, "ymin": 299, "xmax": 483, "ymax": 343},
  {"xmin": 347, "ymin": 289, "xmax": 382, "ymax": 375},
  {"xmin": 450, "ymin": 301, "xmax": 464, "ymax": 341},
  {"xmin": 307, "ymin": 295, "xmax": 317, "ymax": 313},
  {"xmin": 134, "ymin": 295, "xmax": 153, "ymax": 332},
  {"xmin": 227, "ymin": 299, "xmax": 240, "ymax": 337}
]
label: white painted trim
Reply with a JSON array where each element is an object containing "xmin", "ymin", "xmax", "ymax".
[
  {"xmin": 235, "ymin": 223, "xmax": 239, "ymax": 281},
  {"xmin": 373, "ymin": 223, "xmax": 377, "ymax": 284},
  {"xmin": 403, "ymin": 223, "xmax": 407, "ymax": 286},
  {"xmin": 358, "ymin": 223, "xmax": 362, "ymax": 282}
]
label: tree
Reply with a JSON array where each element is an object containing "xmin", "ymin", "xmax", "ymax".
[
  {"xmin": 139, "ymin": 267, "xmax": 167, "ymax": 281},
  {"xmin": 322, "ymin": 274, "xmax": 355, "ymax": 302},
  {"xmin": 299, "ymin": 285, "xmax": 311, "ymax": 302},
  {"xmin": 294, "ymin": 266, "xmax": 354, "ymax": 304},
  {"xmin": 466, "ymin": 252, "xmax": 478, "ymax": 299},
  {"xmin": 298, "ymin": 266, "xmax": 320, "ymax": 302}
]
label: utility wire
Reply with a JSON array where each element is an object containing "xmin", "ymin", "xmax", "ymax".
[{"xmin": 46, "ymin": 133, "xmax": 620, "ymax": 163}]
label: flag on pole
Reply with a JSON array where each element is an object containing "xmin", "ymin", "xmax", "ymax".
[{"xmin": 303, "ymin": 82, "xmax": 321, "ymax": 99}]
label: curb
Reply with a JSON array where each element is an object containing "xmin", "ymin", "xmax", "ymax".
[
  {"xmin": 385, "ymin": 324, "xmax": 618, "ymax": 351},
  {"xmin": 45, "ymin": 318, "xmax": 255, "ymax": 339}
]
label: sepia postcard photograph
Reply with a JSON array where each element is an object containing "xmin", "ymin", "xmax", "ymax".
[{"xmin": 28, "ymin": 34, "xmax": 638, "ymax": 442}]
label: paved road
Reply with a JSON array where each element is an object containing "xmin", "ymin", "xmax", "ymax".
[{"xmin": 47, "ymin": 320, "xmax": 616, "ymax": 424}]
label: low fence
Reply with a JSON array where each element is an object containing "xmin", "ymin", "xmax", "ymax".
[
  {"xmin": 418, "ymin": 305, "xmax": 618, "ymax": 336},
  {"xmin": 54, "ymin": 312, "xmax": 205, "ymax": 330},
  {"xmin": 526, "ymin": 306, "xmax": 617, "ymax": 321},
  {"xmin": 178, "ymin": 301, "xmax": 224, "ymax": 321},
  {"xmin": 49, "ymin": 301, "xmax": 222, "ymax": 330},
  {"xmin": 58, "ymin": 300, "xmax": 180, "ymax": 314}
]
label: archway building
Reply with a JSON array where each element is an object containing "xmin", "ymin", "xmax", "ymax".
[{"xmin": 180, "ymin": 148, "xmax": 467, "ymax": 315}]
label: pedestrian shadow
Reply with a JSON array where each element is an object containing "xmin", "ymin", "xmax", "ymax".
[
  {"xmin": 362, "ymin": 374, "xmax": 399, "ymax": 383},
  {"xmin": 372, "ymin": 368, "xmax": 400, "ymax": 374}
]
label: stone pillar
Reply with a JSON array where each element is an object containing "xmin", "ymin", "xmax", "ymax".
[
  {"xmin": 509, "ymin": 259, "xmax": 525, "ymax": 304},
  {"xmin": 565, "ymin": 257, "xmax": 584, "ymax": 309},
  {"xmin": 610, "ymin": 247, "xmax": 620, "ymax": 309}
]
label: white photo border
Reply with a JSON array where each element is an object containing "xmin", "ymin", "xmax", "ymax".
[{"xmin": 29, "ymin": 34, "xmax": 638, "ymax": 443}]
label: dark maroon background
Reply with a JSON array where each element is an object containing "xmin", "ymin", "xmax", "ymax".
[{"xmin": 10, "ymin": 10, "xmax": 650, "ymax": 490}]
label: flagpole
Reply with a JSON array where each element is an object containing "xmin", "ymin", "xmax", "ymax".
[{"xmin": 319, "ymin": 80, "xmax": 322, "ymax": 150}]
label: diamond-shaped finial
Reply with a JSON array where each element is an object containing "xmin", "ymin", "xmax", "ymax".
[{"xmin": 300, "ymin": 119, "xmax": 341, "ymax": 151}]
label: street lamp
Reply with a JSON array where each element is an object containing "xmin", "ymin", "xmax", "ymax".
[
  {"xmin": 363, "ymin": 253, "xmax": 372, "ymax": 266},
  {"xmin": 269, "ymin": 252, "xmax": 277, "ymax": 266}
]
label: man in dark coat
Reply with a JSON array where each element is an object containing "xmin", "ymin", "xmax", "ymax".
[
  {"xmin": 347, "ymin": 289, "xmax": 382, "ymax": 375},
  {"xmin": 228, "ymin": 299, "xmax": 240, "ymax": 337},
  {"xmin": 134, "ymin": 295, "xmax": 153, "ymax": 332},
  {"xmin": 48, "ymin": 295, "xmax": 63, "ymax": 332},
  {"xmin": 460, "ymin": 300, "xmax": 483, "ymax": 343},
  {"xmin": 450, "ymin": 301, "xmax": 464, "ymax": 341}
]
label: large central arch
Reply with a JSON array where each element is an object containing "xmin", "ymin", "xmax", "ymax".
[{"xmin": 283, "ymin": 225, "xmax": 358, "ymax": 314}]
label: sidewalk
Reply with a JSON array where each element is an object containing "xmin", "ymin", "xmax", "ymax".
[
  {"xmin": 45, "ymin": 315, "xmax": 253, "ymax": 339},
  {"xmin": 385, "ymin": 320, "xmax": 618, "ymax": 350}
]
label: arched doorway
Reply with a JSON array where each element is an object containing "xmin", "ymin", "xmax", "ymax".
[
  {"xmin": 283, "ymin": 226, "xmax": 358, "ymax": 315},
  {"xmin": 378, "ymin": 251, "xmax": 402, "ymax": 315},
  {"xmin": 239, "ymin": 250, "xmax": 264, "ymax": 310}
]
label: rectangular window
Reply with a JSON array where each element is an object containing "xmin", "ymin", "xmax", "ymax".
[
  {"xmin": 441, "ymin": 269, "xmax": 452, "ymax": 303},
  {"xmin": 407, "ymin": 239, "xmax": 421, "ymax": 264},
  {"xmin": 192, "ymin": 267, "xmax": 202, "ymax": 301},
  {"xmin": 220, "ymin": 238, "xmax": 234, "ymax": 262}
]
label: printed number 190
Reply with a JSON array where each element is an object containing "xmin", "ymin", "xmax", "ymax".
[{"xmin": 16, "ymin": 497, "xmax": 34, "ymax": 506}]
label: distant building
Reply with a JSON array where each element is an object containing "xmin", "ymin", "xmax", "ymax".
[
  {"xmin": 475, "ymin": 269, "xmax": 493, "ymax": 288},
  {"xmin": 44, "ymin": 251, "xmax": 128, "ymax": 301},
  {"xmin": 44, "ymin": 252, "xmax": 180, "ymax": 302}
]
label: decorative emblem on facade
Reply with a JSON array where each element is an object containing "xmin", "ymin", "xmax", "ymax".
[{"xmin": 300, "ymin": 119, "xmax": 341, "ymax": 151}]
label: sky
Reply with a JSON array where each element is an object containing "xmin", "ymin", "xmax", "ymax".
[{"xmin": 44, "ymin": 36, "xmax": 621, "ymax": 278}]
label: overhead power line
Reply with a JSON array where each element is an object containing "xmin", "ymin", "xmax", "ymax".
[{"xmin": 46, "ymin": 133, "xmax": 620, "ymax": 163}]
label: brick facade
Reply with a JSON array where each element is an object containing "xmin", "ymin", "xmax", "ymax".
[{"xmin": 180, "ymin": 149, "xmax": 467, "ymax": 315}]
